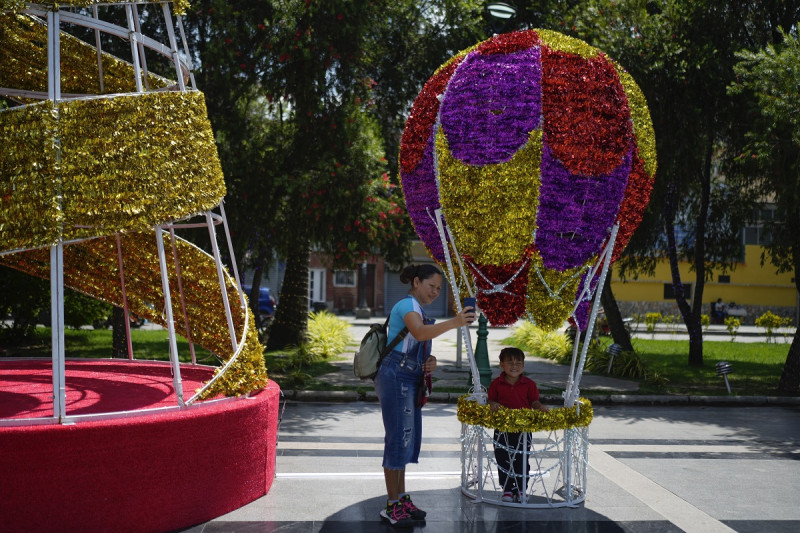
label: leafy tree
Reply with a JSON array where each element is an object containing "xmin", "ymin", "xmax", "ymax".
[
  {"xmin": 0, "ymin": 266, "xmax": 48, "ymax": 340},
  {"xmin": 566, "ymin": 0, "xmax": 798, "ymax": 367},
  {"xmin": 184, "ymin": 1, "xmax": 419, "ymax": 348},
  {"xmin": 364, "ymin": 1, "xmax": 487, "ymax": 180},
  {"xmin": 727, "ymin": 27, "xmax": 800, "ymax": 393}
]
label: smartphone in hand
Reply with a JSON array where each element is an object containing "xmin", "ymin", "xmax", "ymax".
[{"xmin": 463, "ymin": 297, "xmax": 476, "ymax": 313}]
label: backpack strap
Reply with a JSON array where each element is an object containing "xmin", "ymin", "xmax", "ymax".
[{"xmin": 377, "ymin": 316, "xmax": 408, "ymax": 368}]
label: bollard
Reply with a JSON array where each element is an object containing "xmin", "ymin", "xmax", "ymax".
[
  {"xmin": 606, "ymin": 343, "xmax": 623, "ymax": 374},
  {"xmin": 473, "ymin": 314, "xmax": 493, "ymax": 389},
  {"xmin": 715, "ymin": 361, "xmax": 733, "ymax": 394}
]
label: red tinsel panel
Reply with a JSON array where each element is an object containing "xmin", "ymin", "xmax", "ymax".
[
  {"xmin": 540, "ymin": 48, "xmax": 632, "ymax": 177},
  {"xmin": 609, "ymin": 150, "xmax": 654, "ymax": 262},
  {"xmin": 400, "ymin": 58, "xmax": 462, "ymax": 175},
  {"xmin": 466, "ymin": 246, "xmax": 534, "ymax": 326},
  {"xmin": 475, "ymin": 29, "xmax": 540, "ymax": 55}
]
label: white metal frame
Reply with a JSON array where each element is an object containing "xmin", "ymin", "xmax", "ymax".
[
  {"xmin": 0, "ymin": 3, "xmax": 251, "ymax": 425},
  {"xmin": 460, "ymin": 424, "xmax": 589, "ymax": 507},
  {"xmin": 430, "ymin": 199, "xmax": 619, "ymax": 506}
]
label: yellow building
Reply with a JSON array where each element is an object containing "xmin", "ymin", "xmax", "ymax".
[{"xmin": 611, "ymin": 245, "xmax": 797, "ymax": 324}]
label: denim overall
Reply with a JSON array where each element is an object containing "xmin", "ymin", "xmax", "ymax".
[{"xmin": 374, "ymin": 316, "xmax": 433, "ymax": 470}]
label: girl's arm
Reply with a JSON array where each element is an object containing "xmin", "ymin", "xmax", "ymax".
[{"xmin": 403, "ymin": 307, "xmax": 476, "ymax": 341}]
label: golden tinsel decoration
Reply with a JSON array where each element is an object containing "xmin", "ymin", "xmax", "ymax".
[{"xmin": 457, "ymin": 395, "xmax": 593, "ymax": 433}]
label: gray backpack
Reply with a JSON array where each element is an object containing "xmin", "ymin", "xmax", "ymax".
[{"xmin": 353, "ymin": 317, "xmax": 408, "ymax": 380}]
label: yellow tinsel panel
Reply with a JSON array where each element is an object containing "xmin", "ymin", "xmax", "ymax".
[
  {"xmin": 457, "ymin": 395, "xmax": 593, "ymax": 433},
  {"xmin": 0, "ymin": 13, "xmax": 173, "ymax": 100},
  {"xmin": 535, "ymin": 29, "xmax": 600, "ymax": 59},
  {"xmin": 0, "ymin": 91, "xmax": 226, "ymax": 252},
  {"xmin": 437, "ymin": 128, "xmax": 542, "ymax": 266},
  {"xmin": 0, "ymin": 1, "xmax": 191, "ymax": 16},
  {"xmin": 526, "ymin": 258, "xmax": 586, "ymax": 331},
  {"xmin": 0, "ymin": 101, "xmax": 62, "ymax": 252}
]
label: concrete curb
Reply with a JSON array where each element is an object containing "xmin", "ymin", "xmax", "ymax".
[{"xmin": 280, "ymin": 389, "xmax": 800, "ymax": 407}]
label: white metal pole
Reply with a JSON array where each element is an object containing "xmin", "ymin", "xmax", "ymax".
[
  {"xmin": 131, "ymin": 3, "xmax": 150, "ymax": 91},
  {"xmin": 124, "ymin": 3, "xmax": 143, "ymax": 93},
  {"xmin": 219, "ymin": 202, "xmax": 246, "ymax": 311},
  {"xmin": 161, "ymin": 3, "xmax": 186, "ymax": 91},
  {"xmin": 115, "ymin": 234, "xmax": 134, "ymax": 360},
  {"xmin": 50, "ymin": 244, "xmax": 66, "ymax": 420},
  {"xmin": 564, "ymin": 429, "xmax": 573, "ymax": 503},
  {"xmin": 48, "ymin": 10, "xmax": 66, "ymax": 421},
  {"xmin": 176, "ymin": 15, "xmax": 197, "ymax": 89},
  {"xmin": 47, "ymin": 10, "xmax": 61, "ymax": 101},
  {"xmin": 168, "ymin": 225, "xmax": 196, "ymax": 364},
  {"xmin": 155, "ymin": 227, "xmax": 185, "ymax": 406},
  {"xmin": 433, "ymin": 208, "xmax": 483, "ymax": 399},
  {"xmin": 206, "ymin": 212, "xmax": 238, "ymax": 352},
  {"xmin": 565, "ymin": 224, "xmax": 619, "ymax": 406}
]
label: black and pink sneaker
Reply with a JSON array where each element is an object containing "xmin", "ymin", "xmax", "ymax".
[
  {"xmin": 399, "ymin": 494, "xmax": 427, "ymax": 520},
  {"xmin": 379, "ymin": 501, "xmax": 414, "ymax": 528}
]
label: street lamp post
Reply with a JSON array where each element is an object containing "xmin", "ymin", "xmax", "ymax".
[{"xmin": 355, "ymin": 261, "xmax": 371, "ymax": 318}]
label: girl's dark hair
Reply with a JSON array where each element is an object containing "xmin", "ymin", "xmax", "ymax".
[
  {"xmin": 499, "ymin": 347, "xmax": 525, "ymax": 362},
  {"xmin": 399, "ymin": 264, "xmax": 442, "ymax": 285}
]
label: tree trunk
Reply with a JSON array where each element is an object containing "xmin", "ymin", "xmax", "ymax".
[
  {"xmin": 265, "ymin": 241, "xmax": 310, "ymax": 350},
  {"xmin": 777, "ymin": 252, "xmax": 800, "ymax": 393},
  {"xmin": 600, "ymin": 274, "xmax": 633, "ymax": 352},
  {"xmin": 111, "ymin": 306, "xmax": 127, "ymax": 358},
  {"xmin": 777, "ymin": 330, "xmax": 800, "ymax": 393},
  {"xmin": 664, "ymin": 180, "xmax": 705, "ymax": 367}
]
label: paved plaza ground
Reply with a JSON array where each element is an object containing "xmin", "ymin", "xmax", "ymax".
[
  {"xmin": 185, "ymin": 402, "xmax": 799, "ymax": 533},
  {"xmin": 182, "ymin": 317, "xmax": 800, "ymax": 532}
]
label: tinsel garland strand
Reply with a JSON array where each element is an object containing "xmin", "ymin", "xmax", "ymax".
[
  {"xmin": 0, "ymin": 91, "xmax": 225, "ymax": 253},
  {"xmin": 457, "ymin": 395, "xmax": 593, "ymax": 433},
  {"xmin": 0, "ymin": 12, "xmax": 173, "ymax": 101},
  {"xmin": 0, "ymin": 232, "xmax": 268, "ymax": 398}
]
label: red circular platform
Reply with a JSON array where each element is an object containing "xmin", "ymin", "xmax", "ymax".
[{"xmin": 0, "ymin": 359, "xmax": 280, "ymax": 532}]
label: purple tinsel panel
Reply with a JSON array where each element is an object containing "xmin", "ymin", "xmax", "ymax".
[
  {"xmin": 535, "ymin": 142, "xmax": 633, "ymax": 271},
  {"xmin": 439, "ymin": 47, "xmax": 542, "ymax": 166},
  {"xmin": 400, "ymin": 131, "xmax": 447, "ymax": 262}
]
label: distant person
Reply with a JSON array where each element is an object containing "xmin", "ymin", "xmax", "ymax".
[
  {"xmin": 375, "ymin": 264, "xmax": 476, "ymax": 527},
  {"xmin": 711, "ymin": 298, "xmax": 726, "ymax": 324},
  {"xmin": 488, "ymin": 347, "xmax": 549, "ymax": 503}
]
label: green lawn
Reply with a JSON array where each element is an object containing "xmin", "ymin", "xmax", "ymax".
[
  {"xmin": 1, "ymin": 327, "xmax": 217, "ymax": 365},
  {"xmin": 601, "ymin": 337, "xmax": 790, "ymax": 396},
  {"xmin": 3, "ymin": 327, "xmax": 795, "ymax": 397}
]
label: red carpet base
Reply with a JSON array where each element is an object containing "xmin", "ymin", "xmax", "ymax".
[{"xmin": 0, "ymin": 359, "xmax": 280, "ymax": 533}]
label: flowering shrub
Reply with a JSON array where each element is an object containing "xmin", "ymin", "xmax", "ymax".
[
  {"xmin": 754, "ymin": 311, "xmax": 792, "ymax": 343},
  {"xmin": 306, "ymin": 311, "xmax": 353, "ymax": 358},
  {"xmin": 724, "ymin": 316, "xmax": 741, "ymax": 341}
]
